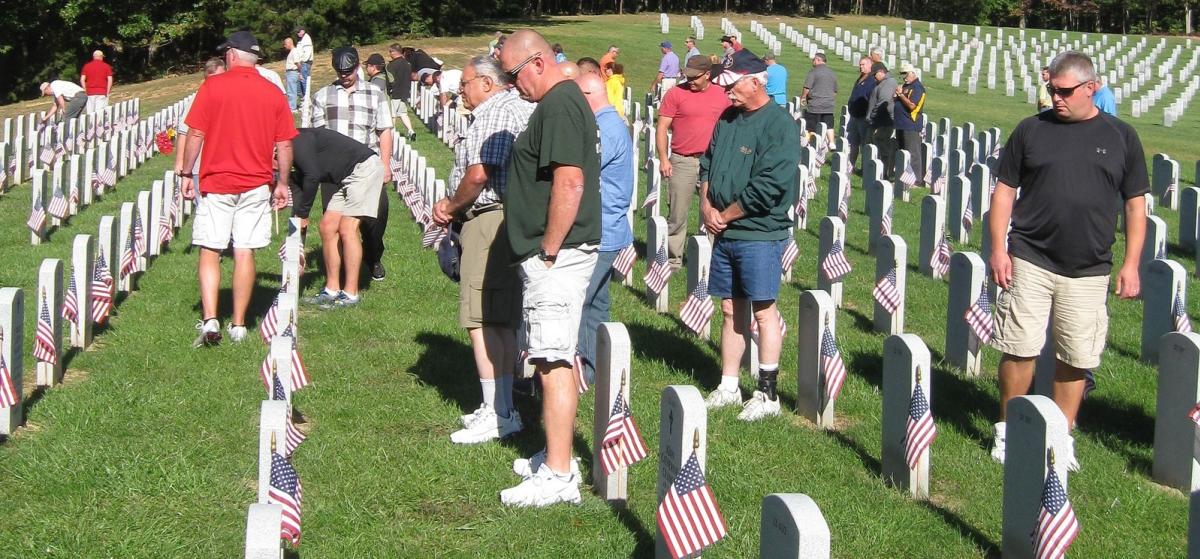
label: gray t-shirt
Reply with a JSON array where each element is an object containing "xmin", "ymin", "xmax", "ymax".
[{"xmin": 802, "ymin": 65, "xmax": 838, "ymax": 114}]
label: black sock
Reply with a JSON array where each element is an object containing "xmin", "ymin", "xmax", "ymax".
[{"xmin": 757, "ymin": 368, "xmax": 779, "ymax": 400}]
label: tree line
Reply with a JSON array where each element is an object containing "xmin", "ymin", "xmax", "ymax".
[{"xmin": 0, "ymin": 0, "xmax": 1192, "ymax": 105}]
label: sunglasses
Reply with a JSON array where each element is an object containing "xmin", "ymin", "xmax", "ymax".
[
  {"xmin": 1046, "ymin": 81, "xmax": 1091, "ymax": 98},
  {"xmin": 506, "ymin": 52, "xmax": 542, "ymax": 80}
]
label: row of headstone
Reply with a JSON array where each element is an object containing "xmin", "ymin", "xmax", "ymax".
[{"xmin": 1, "ymin": 99, "xmax": 145, "ymax": 189}]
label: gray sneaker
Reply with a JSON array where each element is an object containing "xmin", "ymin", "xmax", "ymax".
[
  {"xmin": 320, "ymin": 292, "xmax": 360, "ymax": 309},
  {"xmin": 305, "ymin": 289, "xmax": 339, "ymax": 306}
]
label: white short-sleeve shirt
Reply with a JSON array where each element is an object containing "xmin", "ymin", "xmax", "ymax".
[{"xmin": 50, "ymin": 80, "xmax": 84, "ymax": 98}]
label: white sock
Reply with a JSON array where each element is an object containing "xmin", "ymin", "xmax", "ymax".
[
  {"xmin": 342, "ymin": 292, "xmax": 359, "ymax": 302},
  {"xmin": 995, "ymin": 421, "xmax": 1006, "ymax": 440},
  {"xmin": 322, "ymin": 287, "xmax": 339, "ymax": 296},
  {"xmin": 720, "ymin": 375, "xmax": 739, "ymax": 392},
  {"xmin": 497, "ymin": 374, "xmax": 514, "ymax": 416},
  {"xmin": 480, "ymin": 378, "xmax": 498, "ymax": 412}
]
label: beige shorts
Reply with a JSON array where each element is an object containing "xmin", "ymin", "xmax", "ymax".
[
  {"xmin": 192, "ymin": 185, "xmax": 271, "ymax": 250},
  {"xmin": 518, "ymin": 245, "xmax": 598, "ymax": 364},
  {"xmin": 326, "ymin": 155, "xmax": 383, "ymax": 219},
  {"xmin": 458, "ymin": 209, "xmax": 520, "ymax": 328},
  {"xmin": 389, "ymin": 100, "xmax": 409, "ymax": 115},
  {"xmin": 992, "ymin": 257, "xmax": 1111, "ymax": 369}
]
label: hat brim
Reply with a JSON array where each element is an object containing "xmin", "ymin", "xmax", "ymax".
[{"xmin": 712, "ymin": 70, "xmax": 743, "ymax": 86}]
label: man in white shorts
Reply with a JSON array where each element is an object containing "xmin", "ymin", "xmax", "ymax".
[{"xmin": 178, "ymin": 31, "xmax": 298, "ymax": 346}]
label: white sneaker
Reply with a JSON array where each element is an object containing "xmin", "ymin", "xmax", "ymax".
[
  {"xmin": 450, "ymin": 408, "xmax": 523, "ymax": 444},
  {"xmin": 499, "ymin": 463, "xmax": 582, "ymax": 507},
  {"xmin": 192, "ymin": 319, "xmax": 221, "ymax": 348},
  {"xmin": 513, "ymin": 449, "xmax": 580, "ymax": 479},
  {"xmin": 705, "ymin": 387, "xmax": 743, "ymax": 409},
  {"xmin": 1063, "ymin": 435, "xmax": 1081, "ymax": 472},
  {"xmin": 227, "ymin": 324, "xmax": 248, "ymax": 343},
  {"xmin": 737, "ymin": 390, "xmax": 782, "ymax": 421},
  {"xmin": 991, "ymin": 422, "xmax": 1006, "ymax": 464},
  {"xmin": 460, "ymin": 404, "xmax": 489, "ymax": 427}
]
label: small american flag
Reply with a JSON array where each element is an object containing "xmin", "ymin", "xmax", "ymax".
[
  {"xmin": 932, "ymin": 169, "xmax": 947, "ymax": 196},
  {"xmin": 781, "ymin": 238, "xmax": 800, "ymax": 274},
  {"xmin": 27, "ymin": 201, "xmax": 47, "ymax": 234},
  {"xmin": 656, "ymin": 448, "xmax": 728, "ymax": 559},
  {"xmin": 120, "ymin": 235, "xmax": 136, "ymax": 279},
  {"xmin": 268, "ymin": 451, "xmax": 304, "ymax": 546},
  {"xmin": 62, "ymin": 272, "xmax": 79, "ymax": 324},
  {"xmin": 880, "ymin": 205, "xmax": 894, "ymax": 236},
  {"xmin": 33, "ymin": 295, "xmax": 57, "ymax": 364},
  {"xmin": 1174, "ymin": 287, "xmax": 1192, "ymax": 333},
  {"xmin": 39, "ymin": 145, "xmax": 55, "ymax": 166},
  {"xmin": 837, "ymin": 191, "xmax": 849, "ymax": 222},
  {"xmin": 964, "ymin": 284, "xmax": 995, "ymax": 344},
  {"xmin": 0, "ymin": 162, "xmax": 8, "ymax": 185},
  {"xmin": 903, "ymin": 372, "xmax": 937, "ymax": 468},
  {"xmin": 269, "ymin": 368, "xmax": 308, "ymax": 457},
  {"xmin": 1163, "ymin": 179, "xmax": 1177, "ymax": 205},
  {"xmin": 814, "ymin": 139, "xmax": 829, "ymax": 167},
  {"xmin": 157, "ymin": 211, "xmax": 173, "ymax": 245},
  {"xmin": 97, "ymin": 164, "xmax": 116, "ymax": 188},
  {"xmin": 47, "ymin": 188, "xmax": 69, "ymax": 220},
  {"xmin": 133, "ymin": 212, "xmax": 147, "ymax": 258},
  {"xmin": 421, "ymin": 225, "xmax": 447, "ymax": 249},
  {"xmin": 962, "ymin": 191, "xmax": 974, "ymax": 233},
  {"xmin": 1156, "ymin": 239, "xmax": 1168, "ymax": 260},
  {"xmin": 599, "ymin": 387, "xmax": 650, "ymax": 476},
  {"xmin": 1031, "ymin": 450, "xmax": 1080, "ymax": 559},
  {"xmin": 873, "ymin": 266, "xmax": 901, "ymax": 314},
  {"xmin": 640, "ymin": 185, "xmax": 659, "ymax": 210},
  {"xmin": 645, "ymin": 245, "xmax": 673, "ymax": 294},
  {"xmin": 820, "ymin": 326, "xmax": 847, "ymax": 405},
  {"xmin": 1187, "ymin": 402, "xmax": 1200, "ymax": 425},
  {"xmin": 931, "ymin": 234, "xmax": 952, "ymax": 277},
  {"xmin": 259, "ymin": 285, "xmax": 286, "ymax": 344},
  {"xmin": 899, "ymin": 161, "xmax": 918, "ymax": 187},
  {"xmin": 90, "ymin": 255, "xmax": 114, "ymax": 324},
  {"xmin": 282, "ymin": 323, "xmax": 310, "ymax": 390},
  {"xmin": 679, "ymin": 275, "xmax": 715, "ymax": 336},
  {"xmin": 572, "ymin": 353, "xmax": 589, "ymax": 394},
  {"xmin": 821, "ymin": 240, "xmax": 852, "ymax": 283},
  {"xmin": 612, "ymin": 244, "xmax": 637, "ymax": 278},
  {"xmin": 794, "ymin": 193, "xmax": 808, "ymax": 222},
  {"xmin": 0, "ymin": 329, "xmax": 17, "ymax": 409},
  {"xmin": 990, "ymin": 141, "xmax": 1002, "ymax": 160},
  {"xmin": 924, "ymin": 161, "xmax": 933, "ymax": 185}
]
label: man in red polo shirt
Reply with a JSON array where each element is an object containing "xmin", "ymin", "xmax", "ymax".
[
  {"xmin": 656, "ymin": 55, "xmax": 731, "ymax": 270},
  {"xmin": 80, "ymin": 50, "xmax": 114, "ymax": 114},
  {"xmin": 179, "ymin": 31, "xmax": 298, "ymax": 347}
]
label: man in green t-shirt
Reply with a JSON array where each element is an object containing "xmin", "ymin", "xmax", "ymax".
[
  {"xmin": 702, "ymin": 49, "xmax": 800, "ymax": 422},
  {"xmin": 497, "ymin": 29, "xmax": 602, "ymax": 508}
]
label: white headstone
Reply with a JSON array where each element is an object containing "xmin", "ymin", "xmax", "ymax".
[
  {"xmin": 874, "ymin": 235, "xmax": 908, "ymax": 334},
  {"xmin": 1142, "ymin": 258, "xmax": 1188, "ymax": 364},
  {"xmin": 946, "ymin": 251, "xmax": 987, "ymax": 375},
  {"xmin": 759, "ymin": 494, "xmax": 831, "ymax": 559},
  {"xmin": 657, "ymin": 385, "xmax": 707, "ymax": 559},
  {"xmin": 1181, "ymin": 187, "xmax": 1200, "ymax": 253},
  {"xmin": 1000, "ymin": 395, "xmax": 1071, "ymax": 557},
  {"xmin": 1153, "ymin": 332, "xmax": 1200, "ymax": 492},
  {"xmin": 881, "ymin": 333, "xmax": 932, "ymax": 498},
  {"xmin": 70, "ymin": 235, "xmax": 94, "ymax": 349},
  {"xmin": 35, "ymin": 259, "xmax": 64, "ymax": 386},
  {"xmin": 257, "ymin": 400, "xmax": 289, "ymax": 504},
  {"xmin": 818, "ymin": 217, "xmax": 847, "ymax": 307},
  {"xmin": 244, "ymin": 503, "xmax": 284, "ymax": 559},
  {"xmin": 647, "ymin": 216, "xmax": 670, "ymax": 312},
  {"xmin": 797, "ymin": 289, "xmax": 837, "ymax": 429},
  {"xmin": 686, "ymin": 236, "xmax": 714, "ymax": 339},
  {"xmin": 919, "ymin": 195, "xmax": 947, "ymax": 277},
  {"xmin": 0, "ymin": 288, "xmax": 24, "ymax": 436}
]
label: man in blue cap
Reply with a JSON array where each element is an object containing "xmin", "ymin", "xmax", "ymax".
[{"xmin": 651, "ymin": 40, "xmax": 680, "ymax": 101}]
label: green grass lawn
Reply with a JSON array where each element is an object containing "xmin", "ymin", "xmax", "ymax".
[{"xmin": 0, "ymin": 12, "xmax": 1196, "ymax": 558}]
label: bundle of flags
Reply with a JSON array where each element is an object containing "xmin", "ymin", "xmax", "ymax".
[
  {"xmin": 903, "ymin": 369, "xmax": 937, "ymax": 468},
  {"xmin": 1174, "ymin": 285, "xmax": 1192, "ymax": 333},
  {"xmin": 656, "ymin": 447, "xmax": 728, "ymax": 559},
  {"xmin": 781, "ymin": 237, "xmax": 800, "ymax": 274},
  {"xmin": 679, "ymin": 274, "xmax": 715, "ymax": 336},
  {"xmin": 821, "ymin": 240, "xmax": 852, "ymax": 283},
  {"xmin": 90, "ymin": 255, "xmax": 115, "ymax": 324},
  {"xmin": 1031, "ymin": 449, "xmax": 1080, "ymax": 559},
  {"xmin": 33, "ymin": 294, "xmax": 57, "ymax": 365},
  {"xmin": 964, "ymin": 284, "xmax": 995, "ymax": 344},
  {"xmin": 873, "ymin": 266, "xmax": 901, "ymax": 314},
  {"xmin": 62, "ymin": 272, "xmax": 79, "ymax": 324},
  {"xmin": 645, "ymin": 245, "xmax": 673, "ymax": 294},
  {"xmin": 820, "ymin": 326, "xmax": 847, "ymax": 406},
  {"xmin": 611, "ymin": 244, "xmax": 637, "ymax": 278},
  {"xmin": 931, "ymin": 234, "xmax": 953, "ymax": 277},
  {"xmin": 0, "ymin": 329, "xmax": 16, "ymax": 409},
  {"xmin": 421, "ymin": 224, "xmax": 447, "ymax": 249},
  {"xmin": 598, "ymin": 381, "xmax": 649, "ymax": 476}
]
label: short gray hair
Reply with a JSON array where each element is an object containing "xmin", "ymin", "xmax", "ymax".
[
  {"xmin": 870, "ymin": 46, "xmax": 884, "ymax": 57},
  {"xmin": 467, "ymin": 55, "xmax": 511, "ymax": 86},
  {"xmin": 231, "ymin": 48, "xmax": 258, "ymax": 64},
  {"xmin": 1048, "ymin": 51, "xmax": 1098, "ymax": 82}
]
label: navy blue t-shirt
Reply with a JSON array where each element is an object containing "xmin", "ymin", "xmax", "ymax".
[
  {"xmin": 847, "ymin": 74, "xmax": 877, "ymax": 118},
  {"xmin": 893, "ymin": 80, "xmax": 925, "ymax": 131}
]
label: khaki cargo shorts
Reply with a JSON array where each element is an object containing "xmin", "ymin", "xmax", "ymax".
[
  {"xmin": 518, "ymin": 245, "xmax": 598, "ymax": 364},
  {"xmin": 326, "ymin": 155, "xmax": 383, "ymax": 219},
  {"xmin": 992, "ymin": 257, "xmax": 1110, "ymax": 369},
  {"xmin": 458, "ymin": 209, "xmax": 520, "ymax": 329}
]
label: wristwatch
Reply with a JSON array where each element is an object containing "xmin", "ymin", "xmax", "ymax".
[
  {"xmin": 178, "ymin": 172, "xmax": 194, "ymax": 178},
  {"xmin": 538, "ymin": 248, "xmax": 557, "ymax": 263}
]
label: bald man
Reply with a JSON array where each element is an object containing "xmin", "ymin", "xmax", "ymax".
[
  {"xmin": 497, "ymin": 29, "xmax": 602, "ymax": 508},
  {"xmin": 574, "ymin": 73, "xmax": 633, "ymax": 394},
  {"xmin": 559, "ymin": 61, "xmax": 580, "ymax": 79}
]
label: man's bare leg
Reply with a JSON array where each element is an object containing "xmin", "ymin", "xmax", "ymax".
[
  {"xmin": 719, "ymin": 297, "xmax": 747, "ymax": 377},
  {"xmin": 540, "ymin": 360, "xmax": 578, "ymax": 474},
  {"xmin": 997, "ymin": 354, "xmax": 1036, "ymax": 421},
  {"xmin": 198, "ymin": 247, "xmax": 222, "ymax": 319},
  {"xmin": 752, "ymin": 301, "xmax": 782, "ymax": 365},
  {"xmin": 319, "ymin": 211, "xmax": 343, "ymax": 293},
  {"xmin": 338, "ymin": 215, "xmax": 362, "ymax": 296},
  {"xmin": 1053, "ymin": 361, "xmax": 1086, "ymax": 429},
  {"xmin": 231, "ymin": 248, "xmax": 256, "ymax": 326}
]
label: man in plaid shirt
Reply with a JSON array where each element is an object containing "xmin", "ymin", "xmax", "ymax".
[
  {"xmin": 311, "ymin": 46, "xmax": 395, "ymax": 287},
  {"xmin": 431, "ymin": 55, "xmax": 535, "ymax": 445}
]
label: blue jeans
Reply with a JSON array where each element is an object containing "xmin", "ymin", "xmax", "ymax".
[
  {"xmin": 285, "ymin": 70, "xmax": 301, "ymax": 110},
  {"xmin": 709, "ymin": 237, "xmax": 786, "ymax": 302},
  {"xmin": 577, "ymin": 249, "xmax": 620, "ymax": 383},
  {"xmin": 299, "ymin": 62, "xmax": 312, "ymax": 96}
]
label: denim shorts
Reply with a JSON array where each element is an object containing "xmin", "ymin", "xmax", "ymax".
[{"xmin": 709, "ymin": 237, "xmax": 786, "ymax": 302}]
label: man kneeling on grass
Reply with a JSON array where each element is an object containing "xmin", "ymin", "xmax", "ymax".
[{"xmin": 289, "ymin": 127, "xmax": 384, "ymax": 309}]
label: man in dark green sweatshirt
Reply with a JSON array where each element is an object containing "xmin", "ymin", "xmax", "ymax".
[{"xmin": 701, "ymin": 49, "xmax": 801, "ymax": 421}]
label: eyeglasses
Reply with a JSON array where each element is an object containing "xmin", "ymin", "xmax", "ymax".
[
  {"xmin": 458, "ymin": 75, "xmax": 489, "ymax": 92},
  {"xmin": 1046, "ymin": 81, "xmax": 1091, "ymax": 98},
  {"xmin": 506, "ymin": 52, "xmax": 542, "ymax": 80}
]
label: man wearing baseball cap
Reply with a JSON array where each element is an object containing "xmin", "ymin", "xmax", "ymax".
[
  {"xmin": 651, "ymin": 41, "xmax": 680, "ymax": 101},
  {"xmin": 866, "ymin": 61, "xmax": 898, "ymax": 179},
  {"xmin": 894, "ymin": 62, "xmax": 927, "ymax": 185},
  {"xmin": 703, "ymin": 49, "xmax": 800, "ymax": 421},
  {"xmin": 179, "ymin": 31, "xmax": 298, "ymax": 346},
  {"xmin": 657, "ymin": 54, "xmax": 731, "ymax": 271},
  {"xmin": 80, "ymin": 49, "xmax": 113, "ymax": 114},
  {"xmin": 294, "ymin": 26, "xmax": 313, "ymax": 96}
]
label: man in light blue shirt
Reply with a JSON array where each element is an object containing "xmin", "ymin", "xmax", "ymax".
[
  {"xmin": 685, "ymin": 36, "xmax": 702, "ymax": 62},
  {"xmin": 764, "ymin": 53, "xmax": 788, "ymax": 106},
  {"xmin": 653, "ymin": 41, "xmax": 681, "ymax": 101},
  {"xmin": 576, "ymin": 73, "xmax": 634, "ymax": 382},
  {"xmin": 1093, "ymin": 80, "xmax": 1117, "ymax": 116}
]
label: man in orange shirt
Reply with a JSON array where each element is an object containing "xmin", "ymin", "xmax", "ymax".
[
  {"xmin": 178, "ymin": 31, "xmax": 298, "ymax": 346},
  {"xmin": 598, "ymin": 45, "xmax": 619, "ymax": 74},
  {"xmin": 80, "ymin": 50, "xmax": 113, "ymax": 113}
]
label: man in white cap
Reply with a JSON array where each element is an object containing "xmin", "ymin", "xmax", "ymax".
[
  {"xmin": 80, "ymin": 50, "xmax": 114, "ymax": 113},
  {"xmin": 893, "ymin": 62, "xmax": 926, "ymax": 185}
]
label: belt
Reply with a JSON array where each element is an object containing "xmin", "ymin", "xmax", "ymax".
[
  {"xmin": 464, "ymin": 202, "xmax": 502, "ymax": 221},
  {"xmin": 673, "ymin": 153, "xmax": 702, "ymax": 158}
]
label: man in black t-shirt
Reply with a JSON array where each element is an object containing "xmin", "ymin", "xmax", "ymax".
[
  {"xmin": 386, "ymin": 44, "xmax": 416, "ymax": 140},
  {"xmin": 987, "ymin": 51, "xmax": 1148, "ymax": 471}
]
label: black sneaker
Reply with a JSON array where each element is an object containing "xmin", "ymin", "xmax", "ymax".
[
  {"xmin": 371, "ymin": 261, "xmax": 386, "ymax": 281},
  {"xmin": 407, "ymin": 130, "xmax": 417, "ymax": 141}
]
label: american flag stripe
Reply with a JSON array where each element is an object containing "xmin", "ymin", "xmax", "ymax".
[
  {"xmin": 0, "ymin": 333, "xmax": 16, "ymax": 409},
  {"xmin": 1032, "ymin": 452, "xmax": 1080, "ymax": 559},
  {"xmin": 903, "ymin": 381, "xmax": 937, "ymax": 468},
  {"xmin": 821, "ymin": 327, "xmax": 847, "ymax": 405},
  {"xmin": 880, "ymin": 206, "xmax": 894, "ymax": 236},
  {"xmin": 268, "ymin": 452, "xmax": 303, "ymax": 546},
  {"xmin": 28, "ymin": 205, "xmax": 47, "ymax": 234},
  {"xmin": 962, "ymin": 191, "xmax": 975, "ymax": 233},
  {"xmin": 599, "ymin": 391, "xmax": 650, "ymax": 476},
  {"xmin": 645, "ymin": 246, "xmax": 673, "ymax": 294},
  {"xmin": 1174, "ymin": 288, "xmax": 1192, "ymax": 333},
  {"xmin": 899, "ymin": 162, "xmax": 918, "ymax": 187},
  {"xmin": 964, "ymin": 283, "xmax": 995, "ymax": 344},
  {"xmin": 821, "ymin": 240, "xmax": 852, "ymax": 283},
  {"xmin": 573, "ymin": 353, "xmax": 589, "ymax": 394},
  {"xmin": 1187, "ymin": 402, "xmax": 1200, "ymax": 425},
  {"xmin": 641, "ymin": 187, "xmax": 659, "ymax": 210},
  {"xmin": 781, "ymin": 238, "xmax": 800, "ymax": 273},
  {"xmin": 90, "ymin": 255, "xmax": 114, "ymax": 324},
  {"xmin": 421, "ymin": 225, "xmax": 447, "ymax": 249},
  {"xmin": 259, "ymin": 287, "xmax": 285, "ymax": 344},
  {"xmin": 873, "ymin": 267, "xmax": 901, "ymax": 314},
  {"xmin": 33, "ymin": 296, "xmax": 57, "ymax": 364},
  {"xmin": 679, "ymin": 277, "xmax": 715, "ymax": 336},
  {"xmin": 656, "ymin": 450, "xmax": 728, "ymax": 559},
  {"xmin": 612, "ymin": 244, "xmax": 637, "ymax": 277},
  {"xmin": 932, "ymin": 234, "xmax": 952, "ymax": 277},
  {"xmin": 62, "ymin": 273, "xmax": 79, "ymax": 324},
  {"xmin": 48, "ymin": 192, "xmax": 69, "ymax": 220}
]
